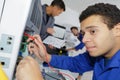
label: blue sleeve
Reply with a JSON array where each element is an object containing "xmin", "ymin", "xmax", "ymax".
[
  {"xmin": 49, "ymin": 52, "xmax": 96, "ymax": 74},
  {"xmin": 75, "ymin": 42, "xmax": 84, "ymax": 50},
  {"xmin": 78, "ymin": 33, "xmax": 83, "ymax": 42},
  {"xmin": 74, "ymin": 33, "xmax": 85, "ymax": 50}
]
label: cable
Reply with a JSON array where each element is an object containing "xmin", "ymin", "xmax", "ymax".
[
  {"xmin": 25, "ymin": 33, "xmax": 74, "ymax": 80},
  {"xmin": 44, "ymin": 72, "xmax": 61, "ymax": 80},
  {"xmin": 24, "ymin": 32, "xmax": 35, "ymax": 40},
  {"xmin": 47, "ymin": 62, "xmax": 74, "ymax": 80},
  {"xmin": 44, "ymin": 43, "xmax": 74, "ymax": 80}
]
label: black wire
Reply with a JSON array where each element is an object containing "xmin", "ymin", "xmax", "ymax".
[{"xmin": 44, "ymin": 72, "xmax": 61, "ymax": 80}]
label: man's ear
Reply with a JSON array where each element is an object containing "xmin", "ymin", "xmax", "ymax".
[{"xmin": 113, "ymin": 23, "xmax": 120, "ymax": 37}]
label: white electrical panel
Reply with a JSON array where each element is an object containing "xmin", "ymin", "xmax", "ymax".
[{"xmin": 0, "ymin": 0, "xmax": 34, "ymax": 79}]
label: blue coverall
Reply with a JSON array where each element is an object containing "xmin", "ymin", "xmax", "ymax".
[
  {"xmin": 50, "ymin": 50, "xmax": 120, "ymax": 80},
  {"xmin": 74, "ymin": 33, "xmax": 84, "ymax": 50}
]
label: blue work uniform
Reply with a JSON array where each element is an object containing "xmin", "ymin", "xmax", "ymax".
[
  {"xmin": 49, "ymin": 50, "xmax": 120, "ymax": 80},
  {"xmin": 40, "ymin": 4, "xmax": 55, "ymax": 40},
  {"xmin": 74, "ymin": 33, "xmax": 85, "ymax": 76},
  {"xmin": 74, "ymin": 33, "xmax": 84, "ymax": 50}
]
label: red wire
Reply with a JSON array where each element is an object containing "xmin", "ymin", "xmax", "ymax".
[
  {"xmin": 24, "ymin": 32, "xmax": 35, "ymax": 40},
  {"xmin": 45, "ymin": 48, "xmax": 74, "ymax": 80},
  {"xmin": 24, "ymin": 32, "xmax": 74, "ymax": 80},
  {"xmin": 47, "ymin": 62, "xmax": 74, "ymax": 80}
]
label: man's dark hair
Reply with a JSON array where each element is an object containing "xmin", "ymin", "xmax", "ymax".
[
  {"xmin": 70, "ymin": 26, "xmax": 78, "ymax": 31},
  {"xmin": 51, "ymin": 0, "xmax": 66, "ymax": 11},
  {"xmin": 79, "ymin": 3, "xmax": 120, "ymax": 29}
]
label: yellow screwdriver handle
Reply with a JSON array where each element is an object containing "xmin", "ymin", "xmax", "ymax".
[{"xmin": 0, "ymin": 63, "xmax": 8, "ymax": 80}]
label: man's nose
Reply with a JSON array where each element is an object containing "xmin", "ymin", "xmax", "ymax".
[{"xmin": 82, "ymin": 33, "xmax": 91, "ymax": 43}]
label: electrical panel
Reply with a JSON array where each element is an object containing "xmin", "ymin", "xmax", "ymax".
[{"xmin": 0, "ymin": 0, "xmax": 38, "ymax": 79}]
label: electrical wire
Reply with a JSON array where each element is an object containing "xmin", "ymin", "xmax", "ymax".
[
  {"xmin": 45, "ymin": 46, "xmax": 74, "ymax": 80},
  {"xmin": 24, "ymin": 32, "xmax": 74, "ymax": 80},
  {"xmin": 44, "ymin": 72, "xmax": 61, "ymax": 80}
]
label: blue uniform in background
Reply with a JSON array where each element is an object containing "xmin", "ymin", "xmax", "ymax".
[
  {"xmin": 74, "ymin": 33, "xmax": 85, "ymax": 76},
  {"xmin": 49, "ymin": 50, "xmax": 120, "ymax": 80},
  {"xmin": 74, "ymin": 33, "xmax": 84, "ymax": 50},
  {"xmin": 40, "ymin": 4, "xmax": 55, "ymax": 40}
]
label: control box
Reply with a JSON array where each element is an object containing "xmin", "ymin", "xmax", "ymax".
[{"xmin": 0, "ymin": 0, "xmax": 35, "ymax": 79}]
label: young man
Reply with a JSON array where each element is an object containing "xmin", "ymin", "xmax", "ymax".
[
  {"xmin": 41, "ymin": 0, "xmax": 66, "ymax": 55},
  {"xmin": 16, "ymin": 3, "xmax": 120, "ymax": 80},
  {"xmin": 67, "ymin": 26, "xmax": 84, "ymax": 51},
  {"xmin": 40, "ymin": 0, "xmax": 65, "ymax": 40}
]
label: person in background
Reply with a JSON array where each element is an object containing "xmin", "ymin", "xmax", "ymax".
[
  {"xmin": 16, "ymin": 3, "xmax": 120, "ymax": 80},
  {"xmin": 40, "ymin": 0, "xmax": 65, "ymax": 40},
  {"xmin": 67, "ymin": 26, "xmax": 85, "ymax": 80},
  {"xmin": 67, "ymin": 26, "xmax": 84, "ymax": 51},
  {"xmin": 41, "ymin": 0, "xmax": 66, "ymax": 54}
]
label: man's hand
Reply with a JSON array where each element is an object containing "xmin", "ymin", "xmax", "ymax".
[
  {"xmin": 16, "ymin": 56, "xmax": 43, "ymax": 80},
  {"xmin": 47, "ymin": 28, "xmax": 55, "ymax": 35},
  {"xmin": 27, "ymin": 34, "xmax": 51, "ymax": 63},
  {"xmin": 66, "ymin": 47, "xmax": 75, "ymax": 51}
]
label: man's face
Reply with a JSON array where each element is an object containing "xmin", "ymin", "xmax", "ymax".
[
  {"xmin": 51, "ymin": 6, "xmax": 64, "ymax": 16},
  {"xmin": 81, "ymin": 15, "xmax": 115, "ymax": 57},
  {"xmin": 71, "ymin": 28, "xmax": 79, "ymax": 36}
]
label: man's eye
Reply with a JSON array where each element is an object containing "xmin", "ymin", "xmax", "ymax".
[{"xmin": 90, "ymin": 30, "xmax": 96, "ymax": 34}]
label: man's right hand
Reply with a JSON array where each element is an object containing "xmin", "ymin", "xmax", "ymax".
[{"xmin": 27, "ymin": 34, "xmax": 51, "ymax": 63}]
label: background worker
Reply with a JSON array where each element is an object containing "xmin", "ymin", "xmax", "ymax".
[
  {"xmin": 40, "ymin": 0, "xmax": 66, "ymax": 54},
  {"xmin": 67, "ymin": 26, "xmax": 84, "ymax": 51},
  {"xmin": 40, "ymin": 0, "xmax": 65, "ymax": 40}
]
